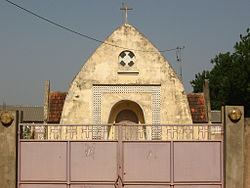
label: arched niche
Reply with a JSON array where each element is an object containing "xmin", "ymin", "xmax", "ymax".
[
  {"xmin": 108, "ymin": 100, "xmax": 145, "ymax": 124},
  {"xmin": 115, "ymin": 109, "xmax": 139, "ymax": 124}
]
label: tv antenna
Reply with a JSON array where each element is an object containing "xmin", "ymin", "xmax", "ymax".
[{"xmin": 176, "ymin": 46, "xmax": 185, "ymax": 82}]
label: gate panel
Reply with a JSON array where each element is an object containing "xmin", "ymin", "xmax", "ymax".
[
  {"xmin": 70, "ymin": 142, "xmax": 117, "ymax": 181},
  {"xmin": 20, "ymin": 142, "xmax": 67, "ymax": 181},
  {"xmin": 124, "ymin": 186, "xmax": 170, "ymax": 188},
  {"xmin": 174, "ymin": 142, "xmax": 222, "ymax": 182},
  {"xmin": 18, "ymin": 124, "xmax": 223, "ymax": 188},
  {"xmin": 174, "ymin": 185, "xmax": 221, "ymax": 188},
  {"xmin": 20, "ymin": 185, "xmax": 67, "ymax": 188},
  {"xmin": 123, "ymin": 142, "xmax": 171, "ymax": 182},
  {"xmin": 71, "ymin": 185, "xmax": 114, "ymax": 188}
]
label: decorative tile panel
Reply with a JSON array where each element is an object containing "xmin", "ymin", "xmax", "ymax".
[{"xmin": 93, "ymin": 85, "xmax": 161, "ymax": 139}]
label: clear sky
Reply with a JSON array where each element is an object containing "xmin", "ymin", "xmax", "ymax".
[{"xmin": 0, "ymin": 0, "xmax": 249, "ymax": 106}]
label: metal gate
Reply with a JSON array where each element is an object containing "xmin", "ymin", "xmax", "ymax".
[{"xmin": 18, "ymin": 124, "xmax": 224, "ymax": 188}]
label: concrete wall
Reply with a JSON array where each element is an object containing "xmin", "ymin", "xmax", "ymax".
[
  {"xmin": 245, "ymin": 118, "xmax": 250, "ymax": 188},
  {"xmin": 60, "ymin": 24, "xmax": 192, "ymax": 124},
  {"xmin": 224, "ymin": 106, "xmax": 244, "ymax": 188},
  {"xmin": 0, "ymin": 110, "xmax": 17, "ymax": 188}
]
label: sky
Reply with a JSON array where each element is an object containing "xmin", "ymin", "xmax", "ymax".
[{"xmin": 0, "ymin": 0, "xmax": 249, "ymax": 106}]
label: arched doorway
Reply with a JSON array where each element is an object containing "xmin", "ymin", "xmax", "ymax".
[
  {"xmin": 115, "ymin": 109, "xmax": 139, "ymax": 124},
  {"xmin": 108, "ymin": 100, "xmax": 145, "ymax": 124},
  {"xmin": 107, "ymin": 100, "xmax": 146, "ymax": 140}
]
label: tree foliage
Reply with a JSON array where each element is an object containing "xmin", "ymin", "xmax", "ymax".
[
  {"xmin": 190, "ymin": 70, "xmax": 210, "ymax": 93},
  {"xmin": 190, "ymin": 28, "xmax": 250, "ymax": 116}
]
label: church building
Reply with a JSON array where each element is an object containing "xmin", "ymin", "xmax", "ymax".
[
  {"xmin": 48, "ymin": 23, "xmax": 193, "ymax": 127},
  {"xmin": 43, "ymin": 4, "xmax": 212, "ymax": 140}
]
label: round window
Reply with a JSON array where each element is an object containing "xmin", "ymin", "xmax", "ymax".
[{"xmin": 118, "ymin": 51, "xmax": 135, "ymax": 67}]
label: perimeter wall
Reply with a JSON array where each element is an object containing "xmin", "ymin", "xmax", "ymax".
[{"xmin": 245, "ymin": 118, "xmax": 250, "ymax": 187}]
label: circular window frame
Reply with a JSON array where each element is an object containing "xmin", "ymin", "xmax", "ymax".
[{"xmin": 118, "ymin": 50, "xmax": 135, "ymax": 67}]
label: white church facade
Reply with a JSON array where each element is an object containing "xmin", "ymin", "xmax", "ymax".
[{"xmin": 59, "ymin": 24, "xmax": 192, "ymax": 126}]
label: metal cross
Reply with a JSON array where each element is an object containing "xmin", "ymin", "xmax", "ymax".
[{"xmin": 120, "ymin": 0, "xmax": 133, "ymax": 24}]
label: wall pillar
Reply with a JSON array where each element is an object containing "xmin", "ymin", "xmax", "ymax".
[
  {"xmin": 0, "ymin": 110, "xmax": 18, "ymax": 188},
  {"xmin": 224, "ymin": 106, "xmax": 244, "ymax": 188},
  {"xmin": 203, "ymin": 79, "xmax": 211, "ymax": 123},
  {"xmin": 43, "ymin": 80, "xmax": 50, "ymax": 123},
  {"xmin": 244, "ymin": 118, "xmax": 250, "ymax": 187}
]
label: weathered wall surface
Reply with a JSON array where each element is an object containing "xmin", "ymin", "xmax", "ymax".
[
  {"xmin": 0, "ymin": 111, "xmax": 17, "ymax": 188},
  {"xmin": 60, "ymin": 24, "xmax": 192, "ymax": 124},
  {"xmin": 245, "ymin": 118, "xmax": 250, "ymax": 188},
  {"xmin": 224, "ymin": 106, "xmax": 244, "ymax": 188}
]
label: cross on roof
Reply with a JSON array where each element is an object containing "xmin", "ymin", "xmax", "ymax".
[{"xmin": 120, "ymin": 0, "xmax": 133, "ymax": 25}]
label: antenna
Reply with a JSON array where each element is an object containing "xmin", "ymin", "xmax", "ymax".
[{"xmin": 176, "ymin": 46, "xmax": 185, "ymax": 82}]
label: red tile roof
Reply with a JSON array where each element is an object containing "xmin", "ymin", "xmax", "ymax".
[
  {"xmin": 187, "ymin": 93, "xmax": 208, "ymax": 123},
  {"xmin": 48, "ymin": 91, "xmax": 67, "ymax": 123}
]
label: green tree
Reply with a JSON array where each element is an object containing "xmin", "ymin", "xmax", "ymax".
[
  {"xmin": 190, "ymin": 28, "xmax": 250, "ymax": 117},
  {"xmin": 190, "ymin": 70, "xmax": 210, "ymax": 93}
]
